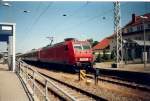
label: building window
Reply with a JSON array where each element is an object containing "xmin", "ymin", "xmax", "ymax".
[
  {"xmin": 126, "ymin": 28, "xmax": 129, "ymax": 33},
  {"xmin": 126, "ymin": 27, "xmax": 133, "ymax": 33},
  {"xmin": 135, "ymin": 37, "xmax": 141, "ymax": 40},
  {"xmin": 148, "ymin": 24, "xmax": 150, "ymax": 29},
  {"xmin": 137, "ymin": 25, "xmax": 143, "ymax": 31},
  {"xmin": 148, "ymin": 35, "xmax": 150, "ymax": 41},
  {"xmin": 137, "ymin": 26, "xmax": 140, "ymax": 31},
  {"xmin": 129, "ymin": 27, "xmax": 133, "ymax": 32},
  {"xmin": 123, "ymin": 28, "xmax": 126, "ymax": 33}
]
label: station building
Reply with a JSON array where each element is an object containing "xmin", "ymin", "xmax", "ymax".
[
  {"xmin": 93, "ymin": 13, "xmax": 150, "ymax": 63},
  {"xmin": 93, "ymin": 36, "xmax": 112, "ymax": 61}
]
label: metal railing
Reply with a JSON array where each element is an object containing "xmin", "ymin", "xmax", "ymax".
[{"xmin": 16, "ymin": 60, "xmax": 77, "ymax": 101}]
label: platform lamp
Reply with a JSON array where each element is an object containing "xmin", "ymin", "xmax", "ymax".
[
  {"xmin": 1, "ymin": 2, "xmax": 12, "ymax": 22},
  {"xmin": 2, "ymin": 2, "xmax": 12, "ymax": 7},
  {"xmin": 140, "ymin": 15, "xmax": 148, "ymax": 68}
]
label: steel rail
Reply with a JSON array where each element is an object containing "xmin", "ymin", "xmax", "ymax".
[
  {"xmin": 40, "ymin": 72, "xmax": 107, "ymax": 101},
  {"xmin": 86, "ymin": 74, "xmax": 150, "ymax": 92}
]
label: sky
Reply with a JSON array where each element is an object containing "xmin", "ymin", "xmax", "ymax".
[{"xmin": 0, "ymin": 1, "xmax": 150, "ymax": 53}]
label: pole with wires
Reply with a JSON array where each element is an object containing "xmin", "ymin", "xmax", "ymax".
[
  {"xmin": 113, "ymin": 2, "xmax": 123, "ymax": 68},
  {"xmin": 46, "ymin": 36, "xmax": 54, "ymax": 46}
]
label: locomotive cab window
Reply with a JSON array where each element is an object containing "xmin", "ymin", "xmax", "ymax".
[
  {"xmin": 82, "ymin": 44, "xmax": 91, "ymax": 50},
  {"xmin": 74, "ymin": 44, "xmax": 82, "ymax": 50},
  {"xmin": 65, "ymin": 45, "xmax": 69, "ymax": 51}
]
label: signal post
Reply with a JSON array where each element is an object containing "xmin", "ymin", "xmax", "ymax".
[{"xmin": 79, "ymin": 69, "xmax": 86, "ymax": 81}]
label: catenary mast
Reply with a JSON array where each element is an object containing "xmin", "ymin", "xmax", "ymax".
[{"xmin": 114, "ymin": 2, "xmax": 123, "ymax": 67}]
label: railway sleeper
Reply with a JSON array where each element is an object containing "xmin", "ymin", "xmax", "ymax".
[{"xmin": 53, "ymin": 81, "xmax": 96, "ymax": 101}]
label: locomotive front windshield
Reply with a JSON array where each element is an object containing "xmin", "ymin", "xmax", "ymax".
[
  {"xmin": 74, "ymin": 43, "xmax": 91, "ymax": 50},
  {"xmin": 74, "ymin": 44, "xmax": 82, "ymax": 50},
  {"xmin": 82, "ymin": 44, "xmax": 91, "ymax": 50}
]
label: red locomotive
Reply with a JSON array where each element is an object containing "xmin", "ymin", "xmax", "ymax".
[{"xmin": 21, "ymin": 38, "xmax": 93, "ymax": 68}]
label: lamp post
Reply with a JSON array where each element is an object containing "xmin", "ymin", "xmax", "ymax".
[{"xmin": 140, "ymin": 16, "xmax": 148, "ymax": 68}]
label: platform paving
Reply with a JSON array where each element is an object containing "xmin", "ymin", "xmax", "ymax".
[
  {"xmin": 0, "ymin": 64, "xmax": 29, "ymax": 101},
  {"xmin": 94, "ymin": 62, "xmax": 150, "ymax": 73}
]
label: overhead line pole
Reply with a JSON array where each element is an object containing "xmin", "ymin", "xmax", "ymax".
[{"xmin": 114, "ymin": 2, "xmax": 123, "ymax": 68}]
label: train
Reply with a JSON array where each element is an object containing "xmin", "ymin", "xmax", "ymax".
[{"xmin": 20, "ymin": 38, "xmax": 93, "ymax": 69}]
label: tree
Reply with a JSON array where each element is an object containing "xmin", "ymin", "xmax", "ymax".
[
  {"xmin": 92, "ymin": 41, "xmax": 99, "ymax": 47},
  {"xmin": 96, "ymin": 53, "xmax": 101, "ymax": 62},
  {"xmin": 86, "ymin": 38, "xmax": 99, "ymax": 47},
  {"xmin": 111, "ymin": 51, "xmax": 115, "ymax": 60},
  {"xmin": 102, "ymin": 49, "xmax": 107, "ymax": 60}
]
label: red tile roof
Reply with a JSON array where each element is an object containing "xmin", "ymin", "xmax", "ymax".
[
  {"xmin": 93, "ymin": 13, "xmax": 150, "ymax": 51},
  {"xmin": 125, "ymin": 13, "xmax": 150, "ymax": 27},
  {"xmin": 93, "ymin": 38, "xmax": 112, "ymax": 50}
]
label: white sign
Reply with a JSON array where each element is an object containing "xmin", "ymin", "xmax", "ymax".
[
  {"xmin": 2, "ymin": 26, "xmax": 12, "ymax": 31},
  {"xmin": 142, "ymin": 52, "xmax": 147, "ymax": 62}
]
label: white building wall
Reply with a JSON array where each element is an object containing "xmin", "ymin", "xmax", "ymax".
[{"xmin": 109, "ymin": 31, "xmax": 150, "ymax": 52}]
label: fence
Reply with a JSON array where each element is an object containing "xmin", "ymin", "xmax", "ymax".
[{"xmin": 16, "ymin": 60, "xmax": 77, "ymax": 101}]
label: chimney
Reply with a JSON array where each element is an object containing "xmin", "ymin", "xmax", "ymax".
[{"xmin": 132, "ymin": 14, "xmax": 136, "ymax": 23}]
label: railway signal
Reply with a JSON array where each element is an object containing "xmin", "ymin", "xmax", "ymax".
[{"xmin": 94, "ymin": 68, "xmax": 99, "ymax": 85}]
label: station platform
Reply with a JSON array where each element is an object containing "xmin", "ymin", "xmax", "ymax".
[
  {"xmin": 0, "ymin": 64, "xmax": 29, "ymax": 101},
  {"xmin": 94, "ymin": 62, "xmax": 150, "ymax": 73},
  {"xmin": 94, "ymin": 62, "xmax": 150, "ymax": 86}
]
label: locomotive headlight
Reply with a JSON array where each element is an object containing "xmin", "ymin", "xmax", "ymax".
[{"xmin": 79, "ymin": 58, "xmax": 88, "ymax": 61}]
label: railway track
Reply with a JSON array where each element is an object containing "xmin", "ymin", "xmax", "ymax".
[
  {"xmin": 87, "ymin": 74, "xmax": 150, "ymax": 92},
  {"xmin": 39, "ymin": 72, "xmax": 106, "ymax": 101},
  {"xmin": 36, "ymin": 68, "xmax": 150, "ymax": 101},
  {"xmin": 18, "ymin": 60, "xmax": 150, "ymax": 101},
  {"xmin": 18, "ymin": 60, "xmax": 106, "ymax": 101},
  {"xmin": 29, "ymin": 62, "xmax": 150, "ymax": 92}
]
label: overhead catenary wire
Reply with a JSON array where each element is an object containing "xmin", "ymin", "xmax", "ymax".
[
  {"xmin": 49, "ymin": 2, "xmax": 130, "ymax": 41},
  {"xmin": 22, "ymin": 2, "xmax": 41, "ymax": 37},
  {"xmin": 18, "ymin": 2, "xmax": 53, "ymax": 52},
  {"xmin": 21, "ymin": 2, "xmax": 115, "ymax": 48},
  {"xmin": 20, "ymin": 2, "xmax": 136, "ymax": 52},
  {"xmin": 50, "ymin": 2, "xmax": 89, "ymax": 32},
  {"xmin": 22, "ymin": 2, "xmax": 88, "ymax": 46},
  {"xmin": 55, "ymin": 2, "xmax": 131, "ymax": 33},
  {"xmin": 46, "ymin": 2, "xmax": 90, "ymax": 41},
  {"xmin": 57, "ymin": 9, "xmax": 113, "ymax": 33},
  {"xmin": 21, "ymin": 2, "xmax": 53, "ymax": 46},
  {"xmin": 16, "ymin": 2, "xmax": 42, "ymax": 52}
]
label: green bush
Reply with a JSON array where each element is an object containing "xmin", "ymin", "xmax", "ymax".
[
  {"xmin": 110, "ymin": 51, "xmax": 115, "ymax": 60},
  {"xmin": 96, "ymin": 53, "xmax": 101, "ymax": 62}
]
